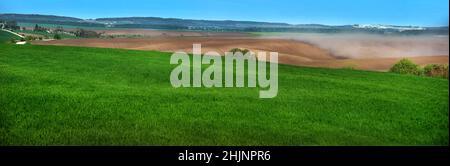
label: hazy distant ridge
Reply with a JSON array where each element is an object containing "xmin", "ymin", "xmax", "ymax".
[{"xmin": 1, "ymin": 13, "xmax": 448, "ymax": 34}]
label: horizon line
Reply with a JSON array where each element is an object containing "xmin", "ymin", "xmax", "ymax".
[{"xmin": 1, "ymin": 12, "xmax": 448, "ymax": 27}]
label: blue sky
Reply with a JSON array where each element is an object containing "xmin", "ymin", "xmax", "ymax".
[{"xmin": 0, "ymin": 0, "xmax": 448, "ymax": 26}]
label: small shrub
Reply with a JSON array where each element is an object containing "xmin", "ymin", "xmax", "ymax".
[
  {"xmin": 390, "ymin": 58, "xmax": 423, "ymax": 76},
  {"xmin": 424, "ymin": 64, "xmax": 449, "ymax": 79},
  {"xmin": 53, "ymin": 34, "xmax": 61, "ymax": 40},
  {"xmin": 25, "ymin": 36, "xmax": 32, "ymax": 41},
  {"xmin": 229, "ymin": 48, "xmax": 250, "ymax": 55}
]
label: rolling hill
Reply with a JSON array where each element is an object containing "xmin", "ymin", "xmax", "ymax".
[{"xmin": 0, "ymin": 43, "xmax": 448, "ymax": 145}]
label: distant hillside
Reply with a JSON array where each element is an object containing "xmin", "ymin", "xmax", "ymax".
[
  {"xmin": 1, "ymin": 13, "xmax": 448, "ymax": 34},
  {"xmin": 0, "ymin": 13, "xmax": 294, "ymax": 30},
  {"xmin": 0, "ymin": 13, "xmax": 83, "ymax": 22},
  {"xmin": 0, "ymin": 14, "xmax": 104, "ymax": 27},
  {"xmin": 96, "ymin": 17, "xmax": 291, "ymax": 28}
]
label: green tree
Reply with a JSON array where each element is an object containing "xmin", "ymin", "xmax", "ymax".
[
  {"xmin": 53, "ymin": 34, "xmax": 62, "ymax": 40},
  {"xmin": 34, "ymin": 24, "xmax": 39, "ymax": 31}
]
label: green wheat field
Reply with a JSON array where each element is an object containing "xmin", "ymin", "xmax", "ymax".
[{"xmin": 0, "ymin": 42, "xmax": 448, "ymax": 145}]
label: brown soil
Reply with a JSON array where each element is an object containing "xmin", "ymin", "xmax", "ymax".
[{"xmin": 33, "ymin": 36, "xmax": 449, "ymax": 71}]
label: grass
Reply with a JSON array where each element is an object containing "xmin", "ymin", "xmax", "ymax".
[
  {"xmin": 0, "ymin": 30, "xmax": 21, "ymax": 43},
  {"xmin": 0, "ymin": 43, "xmax": 448, "ymax": 145},
  {"xmin": 13, "ymin": 29, "xmax": 79, "ymax": 39}
]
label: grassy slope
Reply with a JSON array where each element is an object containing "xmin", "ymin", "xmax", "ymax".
[
  {"xmin": 0, "ymin": 30, "xmax": 21, "ymax": 43},
  {"xmin": 0, "ymin": 44, "xmax": 448, "ymax": 145}
]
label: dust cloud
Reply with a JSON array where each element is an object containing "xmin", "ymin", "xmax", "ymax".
[{"xmin": 262, "ymin": 33, "xmax": 449, "ymax": 59}]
